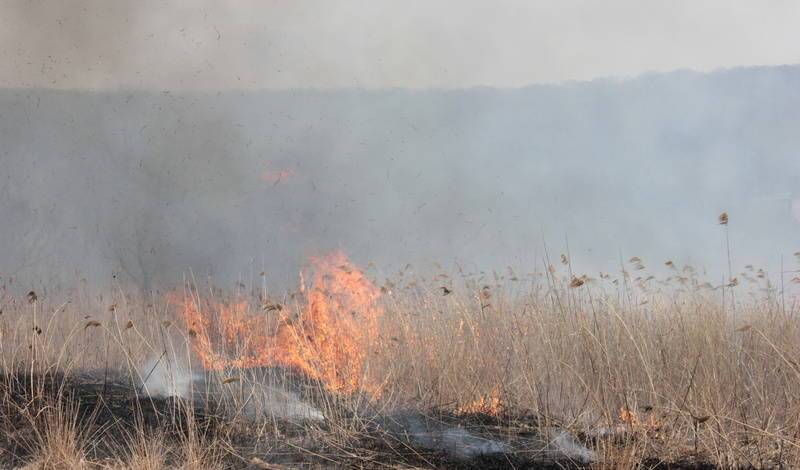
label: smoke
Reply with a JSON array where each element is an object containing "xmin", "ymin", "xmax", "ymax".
[
  {"xmin": 380, "ymin": 412, "xmax": 509, "ymax": 459},
  {"xmin": 423, "ymin": 427, "xmax": 509, "ymax": 459},
  {"xmin": 1, "ymin": 2, "xmax": 799, "ymax": 290},
  {"xmin": 138, "ymin": 357, "xmax": 325, "ymax": 420},
  {"xmin": 543, "ymin": 428, "xmax": 596, "ymax": 464},
  {"xmin": 793, "ymin": 199, "xmax": 800, "ymax": 224},
  {"xmin": 139, "ymin": 355, "xmax": 197, "ymax": 398},
  {"xmin": 378, "ymin": 413, "xmax": 596, "ymax": 462},
  {"xmin": 1, "ymin": 65, "xmax": 799, "ymax": 291}
]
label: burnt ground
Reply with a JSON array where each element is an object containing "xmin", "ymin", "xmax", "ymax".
[{"xmin": 0, "ymin": 370, "xmax": 726, "ymax": 469}]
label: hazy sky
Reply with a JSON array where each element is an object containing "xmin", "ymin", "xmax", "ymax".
[
  {"xmin": 2, "ymin": 0, "xmax": 799, "ymax": 90},
  {"xmin": 2, "ymin": 1, "xmax": 799, "ymax": 288}
]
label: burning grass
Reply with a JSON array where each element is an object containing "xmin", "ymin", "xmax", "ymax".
[
  {"xmin": 1, "ymin": 252, "xmax": 800, "ymax": 468},
  {"xmin": 172, "ymin": 251, "xmax": 383, "ymax": 395}
]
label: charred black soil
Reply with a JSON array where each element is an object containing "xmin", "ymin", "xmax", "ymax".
[{"xmin": 0, "ymin": 370, "xmax": 735, "ymax": 469}]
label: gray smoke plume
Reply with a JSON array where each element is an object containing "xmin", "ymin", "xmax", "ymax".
[{"xmin": 1, "ymin": 65, "xmax": 799, "ymax": 291}]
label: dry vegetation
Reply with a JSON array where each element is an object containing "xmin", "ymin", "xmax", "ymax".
[{"xmin": 1, "ymin": 251, "xmax": 800, "ymax": 469}]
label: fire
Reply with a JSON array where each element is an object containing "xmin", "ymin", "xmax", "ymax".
[
  {"xmin": 171, "ymin": 251, "xmax": 383, "ymax": 394},
  {"xmin": 457, "ymin": 388, "xmax": 504, "ymax": 416},
  {"xmin": 178, "ymin": 297, "xmax": 264, "ymax": 370},
  {"xmin": 260, "ymin": 165, "xmax": 294, "ymax": 185},
  {"xmin": 618, "ymin": 406, "xmax": 660, "ymax": 431}
]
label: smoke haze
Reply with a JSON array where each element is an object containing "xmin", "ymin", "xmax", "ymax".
[
  {"xmin": 2, "ymin": 66, "xmax": 799, "ymax": 290},
  {"xmin": 1, "ymin": 2, "xmax": 799, "ymax": 291}
]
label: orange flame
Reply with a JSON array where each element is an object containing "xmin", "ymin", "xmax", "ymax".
[
  {"xmin": 619, "ymin": 407, "xmax": 660, "ymax": 431},
  {"xmin": 260, "ymin": 167, "xmax": 294, "ymax": 185},
  {"xmin": 171, "ymin": 251, "xmax": 383, "ymax": 395},
  {"xmin": 457, "ymin": 388, "xmax": 504, "ymax": 416}
]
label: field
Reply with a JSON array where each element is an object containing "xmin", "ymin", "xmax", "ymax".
[{"xmin": 1, "ymin": 251, "xmax": 799, "ymax": 469}]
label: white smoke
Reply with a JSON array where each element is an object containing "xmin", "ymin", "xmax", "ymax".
[
  {"xmin": 139, "ymin": 356, "xmax": 197, "ymax": 398},
  {"xmin": 544, "ymin": 428, "xmax": 596, "ymax": 464},
  {"xmin": 138, "ymin": 358, "xmax": 324, "ymax": 421}
]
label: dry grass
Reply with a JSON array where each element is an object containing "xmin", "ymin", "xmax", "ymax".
[
  {"xmin": 21, "ymin": 404, "xmax": 89, "ymax": 469},
  {"xmin": 119, "ymin": 431, "xmax": 168, "ymax": 470},
  {"xmin": 1, "ymin": 257, "xmax": 799, "ymax": 468}
]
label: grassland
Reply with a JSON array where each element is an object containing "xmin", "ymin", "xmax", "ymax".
[{"xmin": 1, "ymin": 255, "xmax": 799, "ymax": 469}]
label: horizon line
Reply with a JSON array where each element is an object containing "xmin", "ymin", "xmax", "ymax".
[{"xmin": 2, "ymin": 62, "xmax": 798, "ymax": 94}]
